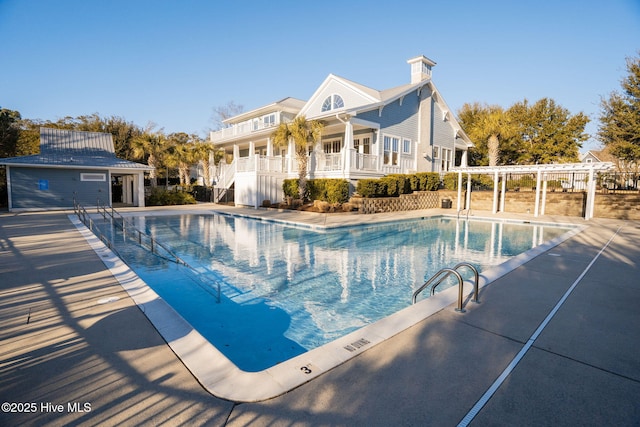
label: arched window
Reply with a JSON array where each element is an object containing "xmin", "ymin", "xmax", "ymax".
[{"xmin": 321, "ymin": 94, "xmax": 345, "ymax": 112}]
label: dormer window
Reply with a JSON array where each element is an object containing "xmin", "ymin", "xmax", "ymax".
[{"xmin": 321, "ymin": 94, "xmax": 344, "ymax": 112}]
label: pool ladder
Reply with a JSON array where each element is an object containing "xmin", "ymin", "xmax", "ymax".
[
  {"xmin": 412, "ymin": 262, "xmax": 479, "ymax": 313},
  {"xmin": 457, "ymin": 208, "xmax": 472, "ymax": 220}
]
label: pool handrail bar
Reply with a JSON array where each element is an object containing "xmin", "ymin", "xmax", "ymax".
[
  {"xmin": 94, "ymin": 199, "xmax": 190, "ymax": 267},
  {"xmin": 457, "ymin": 208, "xmax": 471, "ymax": 220},
  {"xmin": 74, "ymin": 198, "xmax": 222, "ymax": 303},
  {"xmin": 412, "ymin": 262, "xmax": 480, "ymax": 313}
]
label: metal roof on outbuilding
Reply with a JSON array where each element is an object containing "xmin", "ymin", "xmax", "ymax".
[{"xmin": 0, "ymin": 128, "xmax": 153, "ymax": 170}]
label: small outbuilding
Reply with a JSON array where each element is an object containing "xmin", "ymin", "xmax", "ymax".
[{"xmin": 0, "ymin": 128, "xmax": 153, "ymax": 211}]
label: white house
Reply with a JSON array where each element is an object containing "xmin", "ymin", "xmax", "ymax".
[{"xmin": 210, "ymin": 55, "xmax": 473, "ymax": 207}]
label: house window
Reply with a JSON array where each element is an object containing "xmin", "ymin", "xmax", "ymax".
[
  {"xmin": 321, "ymin": 94, "xmax": 345, "ymax": 112},
  {"xmin": 383, "ymin": 135, "xmax": 400, "ymax": 165},
  {"xmin": 263, "ymin": 114, "xmax": 276, "ymax": 127},
  {"xmin": 403, "ymin": 139, "xmax": 411, "ymax": 154},
  {"xmin": 81, "ymin": 173, "xmax": 106, "ymax": 182},
  {"xmin": 354, "ymin": 136, "xmax": 371, "ymax": 154},
  {"xmin": 323, "ymin": 139, "xmax": 342, "ymax": 154},
  {"xmin": 433, "ymin": 145, "xmax": 440, "ymax": 159},
  {"xmin": 441, "ymin": 148, "xmax": 452, "ymax": 171}
]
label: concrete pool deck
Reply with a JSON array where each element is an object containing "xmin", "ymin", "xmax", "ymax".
[{"xmin": 1, "ymin": 204, "xmax": 639, "ymax": 426}]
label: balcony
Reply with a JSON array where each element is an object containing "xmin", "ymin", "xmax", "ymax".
[{"xmin": 210, "ymin": 116, "xmax": 283, "ymax": 143}]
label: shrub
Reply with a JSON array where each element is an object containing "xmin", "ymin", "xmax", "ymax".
[
  {"xmin": 416, "ymin": 172, "xmax": 441, "ymax": 191},
  {"xmin": 471, "ymin": 174, "xmax": 494, "ymax": 190},
  {"xmin": 358, "ymin": 173, "xmax": 441, "ymax": 197},
  {"xmin": 283, "ymin": 178, "xmax": 349, "ymax": 203},
  {"xmin": 386, "ymin": 174, "xmax": 411, "ymax": 195},
  {"xmin": 146, "ymin": 189, "xmax": 196, "ymax": 206},
  {"xmin": 283, "ymin": 179, "xmax": 300, "ymax": 199},
  {"xmin": 357, "ymin": 179, "xmax": 379, "ymax": 197}
]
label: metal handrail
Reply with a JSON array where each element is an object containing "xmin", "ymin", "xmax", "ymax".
[
  {"xmin": 448, "ymin": 262, "xmax": 479, "ymax": 304},
  {"xmin": 75, "ymin": 198, "xmax": 222, "ymax": 303},
  {"xmin": 412, "ymin": 262, "xmax": 480, "ymax": 313},
  {"xmin": 95, "ymin": 199, "xmax": 189, "ymax": 267},
  {"xmin": 457, "ymin": 208, "xmax": 471, "ymax": 220},
  {"xmin": 412, "ymin": 268, "xmax": 463, "ymax": 308}
]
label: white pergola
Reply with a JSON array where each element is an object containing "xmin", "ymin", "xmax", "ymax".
[{"xmin": 450, "ymin": 162, "xmax": 614, "ymax": 220}]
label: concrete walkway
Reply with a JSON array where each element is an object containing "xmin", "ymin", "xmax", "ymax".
[{"xmin": 1, "ymin": 207, "xmax": 638, "ymax": 426}]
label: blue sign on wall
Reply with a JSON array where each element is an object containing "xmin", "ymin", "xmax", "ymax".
[{"xmin": 38, "ymin": 179, "xmax": 49, "ymax": 190}]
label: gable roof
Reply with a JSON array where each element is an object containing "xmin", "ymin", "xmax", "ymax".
[
  {"xmin": 0, "ymin": 128, "xmax": 153, "ymax": 170},
  {"xmin": 580, "ymin": 149, "xmax": 615, "ymax": 163},
  {"xmin": 297, "ymin": 74, "xmax": 382, "ymax": 118},
  {"xmin": 223, "ymin": 97, "xmax": 306, "ymax": 125},
  {"xmin": 298, "ymin": 73, "xmax": 437, "ymax": 119}
]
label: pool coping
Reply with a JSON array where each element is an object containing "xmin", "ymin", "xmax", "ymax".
[{"xmin": 68, "ymin": 210, "xmax": 585, "ymax": 402}]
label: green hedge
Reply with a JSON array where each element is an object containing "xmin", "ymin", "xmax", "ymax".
[
  {"xmin": 283, "ymin": 178, "xmax": 349, "ymax": 203},
  {"xmin": 146, "ymin": 189, "xmax": 196, "ymax": 206},
  {"xmin": 356, "ymin": 172, "xmax": 441, "ymax": 197}
]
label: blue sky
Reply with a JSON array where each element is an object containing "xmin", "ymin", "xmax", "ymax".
[{"xmin": 1, "ymin": 0, "xmax": 638, "ymax": 151}]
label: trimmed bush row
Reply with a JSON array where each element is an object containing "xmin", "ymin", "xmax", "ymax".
[
  {"xmin": 283, "ymin": 178, "xmax": 350, "ymax": 204},
  {"xmin": 356, "ymin": 173, "xmax": 441, "ymax": 197},
  {"xmin": 146, "ymin": 188, "xmax": 196, "ymax": 206}
]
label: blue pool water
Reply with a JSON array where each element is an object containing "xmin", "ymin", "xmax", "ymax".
[{"xmin": 95, "ymin": 214, "xmax": 572, "ymax": 372}]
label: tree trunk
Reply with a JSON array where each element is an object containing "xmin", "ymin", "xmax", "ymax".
[
  {"xmin": 148, "ymin": 154, "xmax": 157, "ymax": 187},
  {"xmin": 297, "ymin": 154, "xmax": 308, "ymax": 200},
  {"xmin": 488, "ymin": 134, "xmax": 500, "ymax": 167}
]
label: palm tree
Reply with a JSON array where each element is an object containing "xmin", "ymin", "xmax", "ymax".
[
  {"xmin": 458, "ymin": 103, "xmax": 512, "ymax": 166},
  {"xmin": 165, "ymin": 133, "xmax": 197, "ymax": 187},
  {"xmin": 191, "ymin": 138, "xmax": 216, "ymax": 186},
  {"xmin": 130, "ymin": 130, "xmax": 167, "ymax": 187},
  {"xmin": 271, "ymin": 115, "xmax": 324, "ymax": 200}
]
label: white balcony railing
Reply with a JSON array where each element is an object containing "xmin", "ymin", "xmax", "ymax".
[
  {"xmin": 352, "ymin": 153, "xmax": 378, "ymax": 171},
  {"xmin": 210, "ymin": 116, "xmax": 282, "ymax": 142},
  {"xmin": 223, "ymin": 151, "xmax": 386, "ymax": 183}
]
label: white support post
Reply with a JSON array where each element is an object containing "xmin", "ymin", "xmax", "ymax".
[
  {"xmin": 287, "ymin": 139, "xmax": 294, "ymax": 173},
  {"xmin": 586, "ymin": 167, "xmax": 595, "ymax": 220},
  {"xmin": 492, "ymin": 171, "xmax": 499, "ymax": 214},
  {"xmin": 456, "ymin": 171, "xmax": 463, "ymax": 211},
  {"xmin": 541, "ymin": 174, "xmax": 548, "ymax": 216},
  {"xmin": 534, "ymin": 170, "xmax": 542, "ymax": 217},
  {"xmin": 343, "ymin": 120, "xmax": 353, "ymax": 177},
  {"xmin": 500, "ymin": 173, "xmax": 506, "ymax": 213},
  {"xmin": 136, "ymin": 171, "xmax": 145, "ymax": 207},
  {"xmin": 465, "ymin": 173, "xmax": 472, "ymax": 210},
  {"xmin": 266, "ymin": 137, "xmax": 273, "ymax": 157}
]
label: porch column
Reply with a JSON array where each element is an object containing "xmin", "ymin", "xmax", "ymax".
[
  {"xmin": 492, "ymin": 170, "xmax": 499, "ymax": 214},
  {"xmin": 136, "ymin": 171, "xmax": 146, "ymax": 207},
  {"xmin": 456, "ymin": 171, "xmax": 463, "ymax": 211},
  {"xmin": 342, "ymin": 120, "xmax": 354, "ymax": 177},
  {"xmin": 249, "ymin": 141, "xmax": 255, "ymax": 157},
  {"xmin": 233, "ymin": 144, "xmax": 239, "ymax": 161},
  {"xmin": 266, "ymin": 137, "xmax": 273, "ymax": 157},
  {"xmin": 534, "ymin": 170, "xmax": 542, "ymax": 217},
  {"xmin": 287, "ymin": 139, "xmax": 295, "ymax": 173},
  {"xmin": 461, "ymin": 150, "xmax": 468, "ymax": 167}
]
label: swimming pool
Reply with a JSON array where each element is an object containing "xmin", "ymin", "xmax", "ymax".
[{"xmin": 93, "ymin": 213, "xmax": 574, "ymax": 372}]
